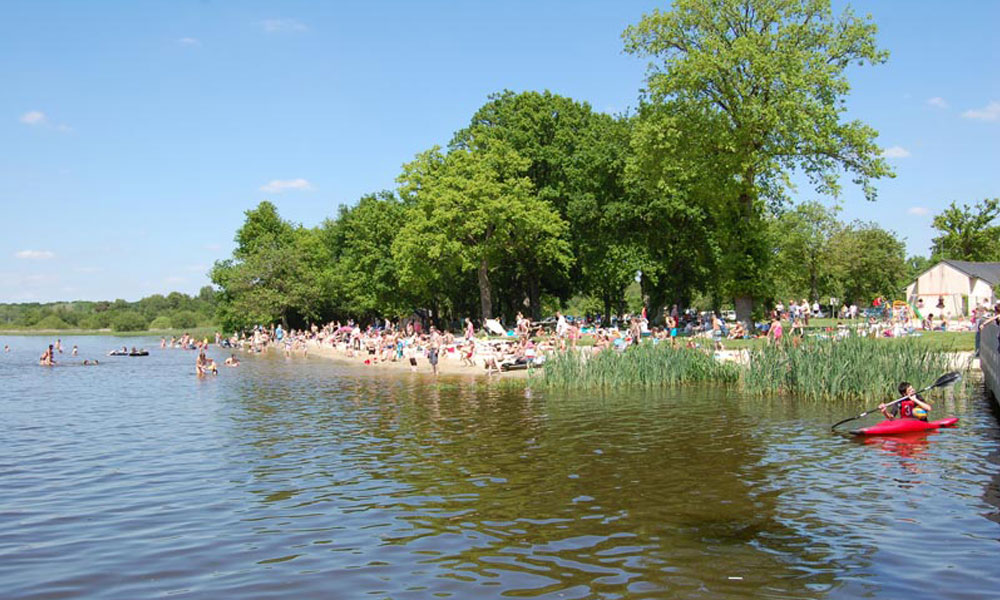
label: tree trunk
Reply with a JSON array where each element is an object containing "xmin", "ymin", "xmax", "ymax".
[
  {"xmin": 478, "ymin": 258, "xmax": 493, "ymax": 321},
  {"xmin": 603, "ymin": 293, "xmax": 611, "ymax": 324},
  {"xmin": 732, "ymin": 187, "xmax": 760, "ymax": 328},
  {"xmin": 735, "ymin": 295, "xmax": 754, "ymax": 328},
  {"xmin": 527, "ymin": 275, "xmax": 541, "ymax": 321}
]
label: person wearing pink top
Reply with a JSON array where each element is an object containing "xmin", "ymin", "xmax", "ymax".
[{"xmin": 768, "ymin": 315, "xmax": 783, "ymax": 344}]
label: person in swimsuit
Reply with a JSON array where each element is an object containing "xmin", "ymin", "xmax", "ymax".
[
  {"xmin": 39, "ymin": 345, "xmax": 55, "ymax": 366},
  {"xmin": 767, "ymin": 316, "xmax": 783, "ymax": 345},
  {"xmin": 428, "ymin": 328, "xmax": 441, "ymax": 376}
]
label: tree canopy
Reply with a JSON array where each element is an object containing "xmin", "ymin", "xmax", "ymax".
[
  {"xmin": 623, "ymin": 0, "xmax": 892, "ymax": 322},
  {"xmin": 930, "ymin": 198, "xmax": 1000, "ymax": 262}
]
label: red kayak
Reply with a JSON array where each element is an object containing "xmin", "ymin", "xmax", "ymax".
[{"xmin": 851, "ymin": 417, "xmax": 958, "ymax": 436}]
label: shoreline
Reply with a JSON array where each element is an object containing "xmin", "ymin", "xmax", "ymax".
[
  {"xmin": 305, "ymin": 340, "xmax": 533, "ymax": 379},
  {"xmin": 302, "ymin": 342, "xmax": 979, "ymax": 381}
]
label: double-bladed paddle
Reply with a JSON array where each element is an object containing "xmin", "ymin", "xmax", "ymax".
[{"xmin": 830, "ymin": 371, "xmax": 962, "ymax": 430}]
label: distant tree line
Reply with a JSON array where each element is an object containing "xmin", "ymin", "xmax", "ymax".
[{"xmin": 0, "ymin": 288, "xmax": 217, "ymax": 332}]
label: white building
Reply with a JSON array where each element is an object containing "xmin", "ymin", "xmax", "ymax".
[{"xmin": 905, "ymin": 260, "xmax": 1000, "ymax": 318}]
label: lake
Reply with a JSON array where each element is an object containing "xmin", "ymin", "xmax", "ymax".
[{"xmin": 2, "ymin": 335, "xmax": 999, "ymax": 599}]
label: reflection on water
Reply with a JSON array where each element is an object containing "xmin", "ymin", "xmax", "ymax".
[{"xmin": 1, "ymin": 336, "xmax": 999, "ymax": 599}]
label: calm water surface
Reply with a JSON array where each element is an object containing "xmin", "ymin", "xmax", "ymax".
[{"xmin": 2, "ymin": 336, "xmax": 999, "ymax": 599}]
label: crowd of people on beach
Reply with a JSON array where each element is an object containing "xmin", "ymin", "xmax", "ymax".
[
  {"xmin": 221, "ymin": 317, "xmax": 551, "ymax": 376},
  {"xmin": 17, "ymin": 296, "xmax": 999, "ymax": 374}
]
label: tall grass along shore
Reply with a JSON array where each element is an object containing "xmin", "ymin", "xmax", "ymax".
[
  {"xmin": 542, "ymin": 342, "xmax": 741, "ymax": 388},
  {"xmin": 540, "ymin": 337, "xmax": 968, "ymax": 402}
]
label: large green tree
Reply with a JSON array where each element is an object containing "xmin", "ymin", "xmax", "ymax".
[
  {"xmin": 624, "ymin": 0, "xmax": 892, "ymax": 324},
  {"xmin": 322, "ymin": 191, "xmax": 411, "ymax": 319},
  {"xmin": 769, "ymin": 201, "xmax": 841, "ymax": 302},
  {"xmin": 562, "ymin": 112, "xmax": 648, "ymax": 320},
  {"xmin": 394, "ymin": 144, "xmax": 571, "ymax": 322},
  {"xmin": 211, "ymin": 201, "xmax": 331, "ymax": 330},
  {"xmin": 930, "ymin": 198, "xmax": 1000, "ymax": 262},
  {"xmin": 450, "ymin": 90, "xmax": 600, "ymax": 318},
  {"xmin": 827, "ymin": 221, "xmax": 907, "ymax": 304}
]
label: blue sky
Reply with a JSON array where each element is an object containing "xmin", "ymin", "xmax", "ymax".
[{"xmin": 2, "ymin": 0, "xmax": 998, "ymax": 303}]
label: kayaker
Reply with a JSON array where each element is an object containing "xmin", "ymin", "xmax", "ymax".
[{"xmin": 879, "ymin": 381, "xmax": 932, "ymax": 421}]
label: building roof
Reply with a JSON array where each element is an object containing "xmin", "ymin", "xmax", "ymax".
[{"xmin": 941, "ymin": 260, "xmax": 1000, "ymax": 285}]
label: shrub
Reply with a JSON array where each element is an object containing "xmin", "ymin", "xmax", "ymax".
[
  {"xmin": 34, "ymin": 315, "xmax": 70, "ymax": 330},
  {"xmin": 111, "ymin": 312, "xmax": 149, "ymax": 332},
  {"xmin": 149, "ymin": 316, "xmax": 172, "ymax": 330},
  {"xmin": 78, "ymin": 314, "xmax": 108, "ymax": 330},
  {"xmin": 171, "ymin": 311, "xmax": 199, "ymax": 329}
]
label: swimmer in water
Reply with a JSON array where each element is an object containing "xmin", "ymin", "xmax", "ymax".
[{"xmin": 39, "ymin": 344, "xmax": 55, "ymax": 366}]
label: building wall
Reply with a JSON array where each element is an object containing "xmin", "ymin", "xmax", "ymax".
[
  {"xmin": 971, "ymin": 279, "xmax": 997, "ymax": 312},
  {"xmin": 908, "ymin": 263, "xmax": 973, "ymax": 318}
]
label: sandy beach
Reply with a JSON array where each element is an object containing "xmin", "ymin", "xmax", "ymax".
[
  {"xmin": 302, "ymin": 342, "xmax": 978, "ymax": 379},
  {"xmin": 306, "ymin": 339, "xmax": 533, "ymax": 378}
]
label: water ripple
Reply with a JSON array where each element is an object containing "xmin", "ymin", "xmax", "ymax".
[{"xmin": 1, "ymin": 337, "xmax": 998, "ymax": 598}]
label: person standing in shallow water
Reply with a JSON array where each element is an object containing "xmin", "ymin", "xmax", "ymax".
[
  {"xmin": 39, "ymin": 344, "xmax": 55, "ymax": 366},
  {"xmin": 428, "ymin": 327, "xmax": 441, "ymax": 376}
]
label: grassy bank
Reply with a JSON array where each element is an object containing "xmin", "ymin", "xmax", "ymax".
[{"xmin": 538, "ymin": 336, "xmax": 970, "ymax": 401}]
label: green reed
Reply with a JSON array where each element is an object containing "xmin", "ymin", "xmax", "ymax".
[
  {"xmin": 742, "ymin": 337, "xmax": 966, "ymax": 402},
  {"xmin": 539, "ymin": 337, "xmax": 968, "ymax": 401},
  {"xmin": 540, "ymin": 342, "xmax": 740, "ymax": 388}
]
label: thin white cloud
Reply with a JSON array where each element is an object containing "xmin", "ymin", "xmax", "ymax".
[
  {"xmin": 260, "ymin": 178, "xmax": 314, "ymax": 193},
  {"xmin": 907, "ymin": 207, "xmax": 929, "ymax": 216},
  {"xmin": 20, "ymin": 110, "xmax": 47, "ymax": 125},
  {"xmin": 962, "ymin": 100, "xmax": 1000, "ymax": 122},
  {"xmin": 882, "ymin": 146, "xmax": 911, "ymax": 158},
  {"xmin": 75, "ymin": 266, "xmax": 101, "ymax": 274},
  {"xmin": 261, "ymin": 18, "xmax": 307, "ymax": 33},
  {"xmin": 177, "ymin": 37, "xmax": 201, "ymax": 47},
  {"xmin": 926, "ymin": 97, "xmax": 948, "ymax": 109},
  {"xmin": 19, "ymin": 110, "xmax": 71, "ymax": 132},
  {"xmin": 15, "ymin": 249, "xmax": 56, "ymax": 260}
]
